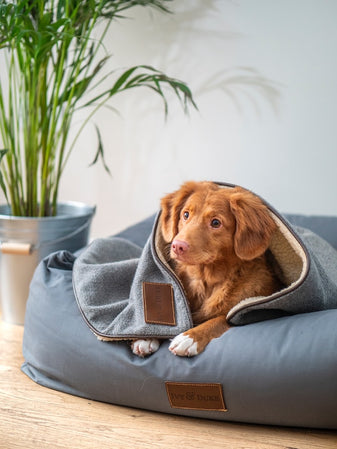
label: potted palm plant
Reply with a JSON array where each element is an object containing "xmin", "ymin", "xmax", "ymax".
[{"xmin": 0, "ymin": 0, "xmax": 195, "ymax": 324}]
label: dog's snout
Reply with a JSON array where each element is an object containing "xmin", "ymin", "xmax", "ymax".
[{"xmin": 172, "ymin": 239, "xmax": 189, "ymax": 256}]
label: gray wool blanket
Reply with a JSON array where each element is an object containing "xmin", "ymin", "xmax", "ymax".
[{"xmin": 73, "ymin": 192, "xmax": 337, "ymax": 341}]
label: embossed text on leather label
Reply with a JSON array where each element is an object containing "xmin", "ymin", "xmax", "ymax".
[
  {"xmin": 143, "ymin": 282, "xmax": 176, "ymax": 326},
  {"xmin": 165, "ymin": 382, "xmax": 227, "ymax": 412}
]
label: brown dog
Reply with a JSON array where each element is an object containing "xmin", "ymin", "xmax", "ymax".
[{"xmin": 132, "ymin": 181, "xmax": 280, "ymax": 357}]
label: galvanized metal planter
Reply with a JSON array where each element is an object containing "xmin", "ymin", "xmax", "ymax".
[{"xmin": 0, "ymin": 202, "xmax": 95, "ymax": 325}]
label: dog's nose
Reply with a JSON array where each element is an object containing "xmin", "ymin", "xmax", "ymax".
[{"xmin": 172, "ymin": 239, "xmax": 189, "ymax": 256}]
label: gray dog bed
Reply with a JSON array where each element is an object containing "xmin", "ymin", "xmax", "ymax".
[{"xmin": 21, "ymin": 187, "xmax": 337, "ymax": 429}]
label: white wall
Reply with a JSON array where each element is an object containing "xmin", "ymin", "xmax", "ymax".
[{"xmin": 2, "ymin": 0, "xmax": 337, "ymax": 238}]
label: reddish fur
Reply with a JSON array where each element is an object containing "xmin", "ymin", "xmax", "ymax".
[{"xmin": 161, "ymin": 181, "xmax": 280, "ymax": 354}]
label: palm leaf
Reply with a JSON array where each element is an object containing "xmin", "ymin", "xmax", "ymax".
[
  {"xmin": 0, "ymin": 149, "xmax": 9, "ymax": 203},
  {"xmin": 82, "ymin": 65, "xmax": 197, "ymax": 114},
  {"xmin": 89, "ymin": 125, "xmax": 111, "ymax": 175}
]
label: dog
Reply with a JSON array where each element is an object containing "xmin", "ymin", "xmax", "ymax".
[{"xmin": 132, "ymin": 181, "xmax": 281, "ymax": 357}]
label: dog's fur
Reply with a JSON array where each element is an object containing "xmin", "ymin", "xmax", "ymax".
[{"xmin": 132, "ymin": 181, "xmax": 281, "ymax": 357}]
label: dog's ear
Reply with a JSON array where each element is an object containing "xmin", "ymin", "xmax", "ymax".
[
  {"xmin": 160, "ymin": 181, "xmax": 200, "ymax": 242},
  {"xmin": 229, "ymin": 187, "xmax": 276, "ymax": 260}
]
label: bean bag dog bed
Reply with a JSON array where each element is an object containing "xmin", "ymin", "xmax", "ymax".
[{"xmin": 21, "ymin": 184, "xmax": 337, "ymax": 429}]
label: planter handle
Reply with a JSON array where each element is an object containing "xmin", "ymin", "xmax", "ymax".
[
  {"xmin": 0, "ymin": 216, "xmax": 93, "ymax": 256},
  {"xmin": 37, "ymin": 217, "xmax": 92, "ymax": 249},
  {"xmin": 0, "ymin": 242, "xmax": 32, "ymax": 255}
]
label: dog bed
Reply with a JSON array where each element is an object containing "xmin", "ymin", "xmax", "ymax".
[{"xmin": 21, "ymin": 186, "xmax": 337, "ymax": 429}]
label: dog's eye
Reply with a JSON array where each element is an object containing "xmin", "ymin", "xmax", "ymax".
[
  {"xmin": 211, "ymin": 218, "xmax": 221, "ymax": 228},
  {"xmin": 183, "ymin": 211, "xmax": 189, "ymax": 220}
]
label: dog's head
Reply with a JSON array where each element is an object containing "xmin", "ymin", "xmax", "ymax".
[{"xmin": 160, "ymin": 181, "xmax": 276, "ymax": 265}]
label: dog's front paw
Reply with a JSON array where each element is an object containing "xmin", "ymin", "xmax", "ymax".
[
  {"xmin": 169, "ymin": 333, "xmax": 199, "ymax": 357},
  {"xmin": 131, "ymin": 338, "xmax": 160, "ymax": 357}
]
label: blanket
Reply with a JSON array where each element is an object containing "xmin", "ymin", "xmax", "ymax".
[{"xmin": 73, "ymin": 184, "xmax": 337, "ymax": 340}]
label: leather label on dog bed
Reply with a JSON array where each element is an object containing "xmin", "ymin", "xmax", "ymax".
[
  {"xmin": 165, "ymin": 382, "xmax": 227, "ymax": 412},
  {"xmin": 143, "ymin": 282, "xmax": 176, "ymax": 326}
]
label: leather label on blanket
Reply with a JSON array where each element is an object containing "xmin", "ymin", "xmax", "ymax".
[
  {"xmin": 143, "ymin": 282, "xmax": 176, "ymax": 326},
  {"xmin": 165, "ymin": 382, "xmax": 227, "ymax": 412}
]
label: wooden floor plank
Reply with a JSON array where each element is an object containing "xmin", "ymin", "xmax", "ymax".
[{"xmin": 1, "ymin": 320, "xmax": 337, "ymax": 449}]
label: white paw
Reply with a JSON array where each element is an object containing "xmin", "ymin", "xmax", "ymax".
[
  {"xmin": 169, "ymin": 333, "xmax": 198, "ymax": 357},
  {"xmin": 131, "ymin": 339, "xmax": 160, "ymax": 357}
]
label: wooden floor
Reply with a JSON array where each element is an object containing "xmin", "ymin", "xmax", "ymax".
[{"xmin": 1, "ymin": 319, "xmax": 337, "ymax": 449}]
